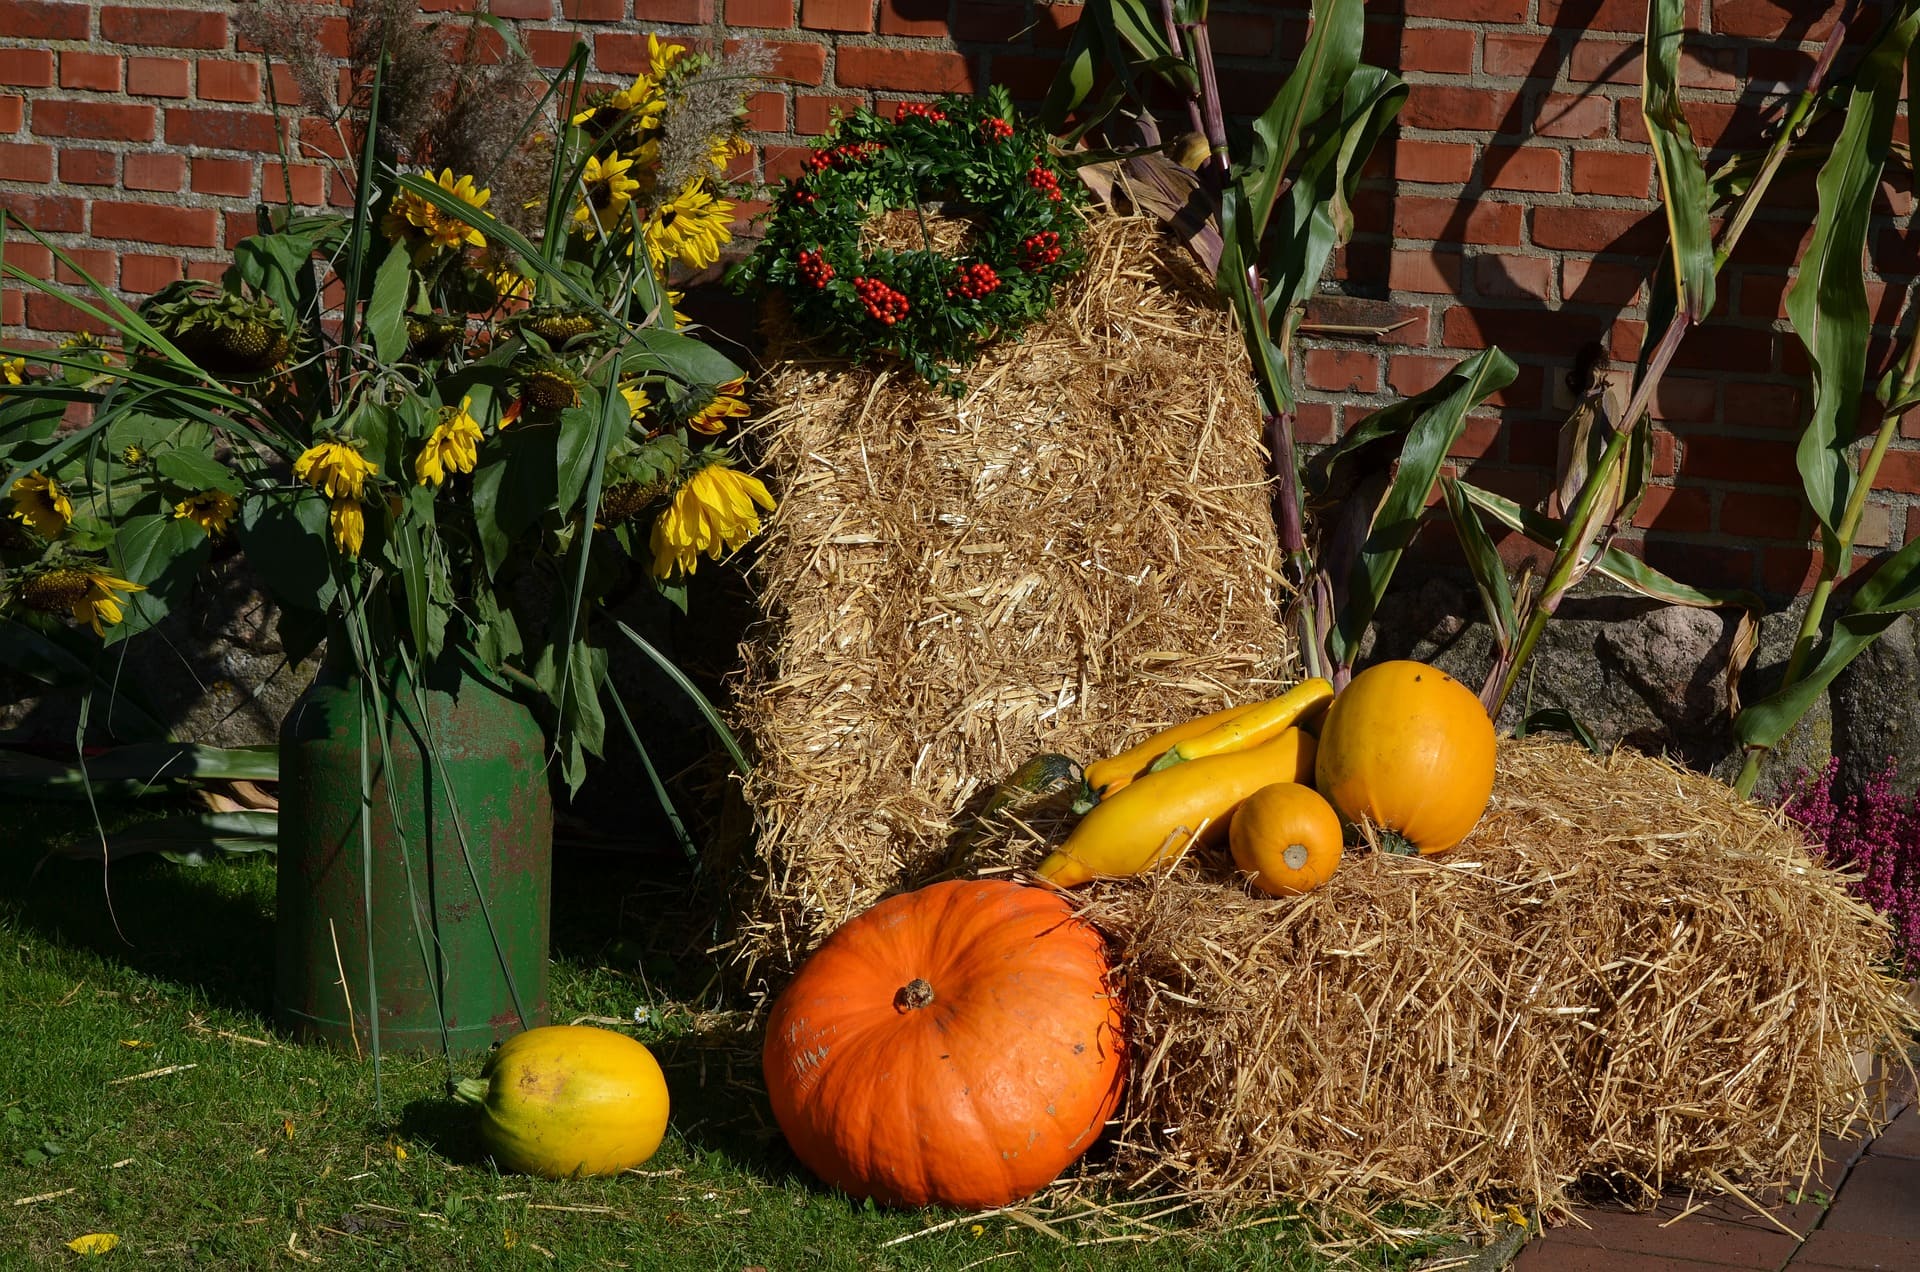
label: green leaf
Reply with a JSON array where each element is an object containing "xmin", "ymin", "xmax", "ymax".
[
  {"xmin": 366, "ymin": 241, "xmax": 412, "ymax": 366},
  {"xmin": 153, "ymin": 447, "xmax": 241, "ymax": 495},
  {"xmin": 1642, "ymin": 0, "xmax": 1717, "ymax": 319},
  {"xmin": 1327, "ymin": 348, "xmax": 1517, "ymax": 665},
  {"xmin": 237, "ymin": 489, "xmax": 335, "ymax": 612},
  {"xmin": 0, "ymin": 617, "xmax": 169, "ymax": 738},
  {"xmin": 621, "ymin": 327, "xmax": 745, "ymax": 389},
  {"xmin": 1038, "ymin": 13, "xmax": 1100, "ymax": 132},
  {"xmin": 1240, "ymin": 0, "xmax": 1364, "ymax": 244},
  {"xmin": 1441, "ymin": 474, "xmax": 1515, "ymax": 650},
  {"xmin": 105, "ymin": 512, "xmax": 212, "ymax": 643},
  {"xmin": 1514, "ymin": 707, "xmax": 1601, "ymax": 754},
  {"xmin": 470, "ymin": 423, "xmax": 559, "ymax": 578},
  {"xmin": 1735, "ymin": 534, "xmax": 1920, "ymax": 748},
  {"xmin": 610, "ymin": 617, "xmax": 752, "ymax": 775},
  {"xmin": 1786, "ymin": 4, "xmax": 1920, "ymax": 549}
]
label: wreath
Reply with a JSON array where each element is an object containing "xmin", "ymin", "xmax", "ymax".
[{"xmin": 732, "ymin": 86, "xmax": 1086, "ymax": 393}]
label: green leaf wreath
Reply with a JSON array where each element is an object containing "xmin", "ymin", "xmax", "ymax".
[{"xmin": 732, "ymin": 86, "xmax": 1087, "ymax": 392}]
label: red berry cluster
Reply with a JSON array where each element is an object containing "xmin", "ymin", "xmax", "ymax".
[
  {"xmin": 853, "ymin": 277, "xmax": 910, "ymax": 325},
  {"xmin": 945, "ymin": 263, "xmax": 1000, "ymax": 300},
  {"xmin": 895, "ymin": 102, "xmax": 947, "ymax": 123},
  {"xmin": 796, "ymin": 248, "xmax": 834, "ymax": 288},
  {"xmin": 1021, "ymin": 231, "xmax": 1063, "ymax": 269},
  {"xmin": 979, "ymin": 116, "xmax": 1015, "ymax": 143},
  {"xmin": 803, "ymin": 141, "xmax": 888, "ymax": 174},
  {"xmin": 1026, "ymin": 164, "xmax": 1063, "ymax": 202}
]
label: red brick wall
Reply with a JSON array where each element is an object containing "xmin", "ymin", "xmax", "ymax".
[{"xmin": 1, "ymin": 0, "xmax": 1911, "ymax": 598}]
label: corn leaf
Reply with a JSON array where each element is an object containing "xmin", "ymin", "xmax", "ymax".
[
  {"xmin": 1642, "ymin": 0, "xmax": 1716, "ymax": 320},
  {"xmin": 1325, "ymin": 348, "xmax": 1517, "ymax": 665},
  {"xmin": 1734, "ymin": 533, "xmax": 1920, "ymax": 747},
  {"xmin": 1787, "ymin": 3, "xmax": 1920, "ymax": 550},
  {"xmin": 1441, "ymin": 475, "xmax": 1515, "ymax": 651}
]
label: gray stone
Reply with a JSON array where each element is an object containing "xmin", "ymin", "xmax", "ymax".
[{"xmin": 1829, "ymin": 608, "xmax": 1920, "ymax": 798}]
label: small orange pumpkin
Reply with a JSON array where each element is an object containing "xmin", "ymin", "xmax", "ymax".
[
  {"xmin": 1313, "ymin": 660, "xmax": 1496, "ymax": 855},
  {"xmin": 1229, "ymin": 782, "xmax": 1344, "ymax": 896},
  {"xmin": 762, "ymin": 879, "xmax": 1125, "ymax": 1210}
]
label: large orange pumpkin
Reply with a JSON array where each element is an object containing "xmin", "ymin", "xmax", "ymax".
[
  {"xmin": 762, "ymin": 879, "xmax": 1126, "ymax": 1209},
  {"xmin": 1314, "ymin": 660, "xmax": 1496, "ymax": 855}
]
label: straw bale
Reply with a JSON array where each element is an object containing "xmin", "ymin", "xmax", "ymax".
[
  {"xmin": 1053, "ymin": 737, "xmax": 1920, "ymax": 1219},
  {"xmin": 725, "ymin": 212, "xmax": 1291, "ymax": 989}
]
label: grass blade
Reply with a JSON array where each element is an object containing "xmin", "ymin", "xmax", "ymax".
[{"xmin": 610, "ymin": 617, "xmax": 751, "ymax": 775}]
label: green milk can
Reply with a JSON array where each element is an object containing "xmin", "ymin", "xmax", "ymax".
[{"xmin": 275, "ymin": 643, "xmax": 552, "ymax": 1054}]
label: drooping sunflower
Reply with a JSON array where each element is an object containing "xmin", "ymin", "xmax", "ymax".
[
  {"xmin": 2, "ymin": 356, "xmax": 24, "ymax": 385},
  {"xmin": 173, "ymin": 489, "xmax": 239, "ymax": 537},
  {"xmin": 572, "ymin": 152, "xmax": 643, "ymax": 239},
  {"xmin": 8, "ymin": 471, "xmax": 72, "ymax": 539},
  {"xmin": 642, "ymin": 177, "xmax": 734, "ymax": 273},
  {"xmin": 382, "ymin": 169, "xmax": 491, "ymax": 258},
  {"xmin": 293, "ymin": 439, "xmax": 377, "ymax": 501},
  {"xmin": 687, "ymin": 377, "xmax": 749, "ymax": 435},
  {"xmin": 14, "ymin": 564, "xmax": 146, "ymax": 635},
  {"xmin": 618, "ymin": 378, "xmax": 652, "ymax": 424},
  {"xmin": 415, "ymin": 397, "xmax": 485, "ymax": 487},
  {"xmin": 328, "ymin": 497, "xmax": 366, "ymax": 557},
  {"xmin": 648, "ymin": 456, "xmax": 775, "ymax": 579}
]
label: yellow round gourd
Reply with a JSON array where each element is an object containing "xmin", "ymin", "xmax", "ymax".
[
  {"xmin": 1313, "ymin": 660, "xmax": 1495, "ymax": 855},
  {"xmin": 455, "ymin": 1025, "xmax": 669, "ymax": 1178},
  {"xmin": 1229, "ymin": 782, "xmax": 1344, "ymax": 896}
]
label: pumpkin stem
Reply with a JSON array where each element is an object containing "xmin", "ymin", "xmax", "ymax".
[
  {"xmin": 452, "ymin": 1076, "xmax": 492, "ymax": 1106},
  {"xmin": 893, "ymin": 978, "xmax": 936, "ymax": 1012}
]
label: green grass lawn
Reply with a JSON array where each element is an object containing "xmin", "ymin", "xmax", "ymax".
[{"xmin": 0, "ymin": 799, "xmax": 1460, "ymax": 1270}]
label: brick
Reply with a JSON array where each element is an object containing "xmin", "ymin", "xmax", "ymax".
[
  {"xmin": 1484, "ymin": 145, "xmax": 1560, "ymax": 192},
  {"xmin": 197, "ymin": 60, "xmax": 262, "ymax": 104},
  {"xmin": 727, "ymin": 0, "xmax": 793, "ymax": 25},
  {"xmin": 1394, "ymin": 196, "xmax": 1523, "ymax": 247},
  {"xmin": 1571, "ymin": 150, "xmax": 1652, "ymax": 198},
  {"xmin": 981, "ymin": 53, "xmax": 1055, "ymax": 104},
  {"xmin": 1646, "ymin": 376, "xmax": 1715, "ymax": 424},
  {"xmin": 1532, "ymin": 206, "xmax": 1664, "ymax": 255},
  {"xmin": 0, "ymin": 191, "xmax": 84, "ymax": 234},
  {"xmin": 1681, "ymin": 45, "xmax": 1740, "ymax": 92},
  {"xmin": 52, "ymin": 247, "xmax": 114, "ymax": 286},
  {"xmin": 58, "ymin": 147, "xmax": 117, "ymax": 184},
  {"xmin": 1448, "ymin": 415, "xmax": 1502, "ymax": 460},
  {"xmin": 190, "ymin": 155, "xmax": 253, "ymax": 196},
  {"xmin": 26, "ymin": 292, "xmax": 116, "ymax": 336},
  {"xmin": 287, "ymin": 163, "xmax": 326, "ymax": 206},
  {"xmin": 1292, "ymin": 401, "xmax": 1339, "ymax": 445},
  {"xmin": 1483, "ymin": 34, "xmax": 1553, "ymax": 77},
  {"xmin": 101, "ymin": 4, "xmax": 228, "ymax": 49},
  {"xmin": 0, "ymin": 0, "xmax": 89, "ymax": 41},
  {"xmin": 126, "ymin": 55, "xmax": 190, "ymax": 97},
  {"xmin": 835, "ymin": 46, "xmax": 971, "ymax": 92},
  {"xmin": 520, "ymin": 29, "xmax": 576, "ymax": 68},
  {"xmin": 1399, "ymin": 27, "xmax": 1475, "ymax": 75},
  {"xmin": 758, "ymin": 141, "xmax": 811, "ymax": 183},
  {"xmin": 1539, "ymin": 0, "xmax": 1663, "ymax": 32},
  {"xmin": 1, "ymin": 241, "xmax": 52, "ymax": 278},
  {"xmin": 951, "ymin": 1, "xmax": 1021, "ymax": 42},
  {"xmin": 728, "ymin": 38, "xmax": 824, "ymax": 85},
  {"xmin": 1304, "ymin": 348, "xmax": 1380, "ymax": 394},
  {"xmin": 1883, "ymin": 447, "xmax": 1920, "ymax": 494},
  {"xmin": 1443, "ymin": 306, "xmax": 1614, "ymax": 357},
  {"xmin": 92, "ymin": 200, "xmax": 221, "ymax": 247},
  {"xmin": 1390, "ymin": 249, "xmax": 1463, "ymax": 295},
  {"xmin": 1681, "ymin": 435, "xmax": 1797, "ymax": 484},
  {"xmin": 0, "ymin": 95, "xmax": 20, "ymax": 132},
  {"xmin": 1723, "ymin": 381, "xmax": 1801, "ymax": 430},
  {"xmin": 1561, "ymin": 258, "xmax": 1643, "ymax": 307},
  {"xmin": 59, "ymin": 51, "xmax": 121, "ymax": 92},
  {"xmin": 1534, "ymin": 93, "xmax": 1612, "ymax": 139},
  {"xmin": 801, "ymin": 0, "xmax": 869, "ymax": 30},
  {"xmin": 1208, "ymin": 11, "xmax": 1272, "ymax": 58},
  {"xmin": 122, "ymin": 150, "xmax": 184, "ymax": 192},
  {"xmin": 0, "ymin": 140, "xmax": 51, "ymax": 181},
  {"xmin": 1474, "ymin": 253, "xmax": 1552, "ymax": 300},
  {"xmin": 1406, "ymin": 0, "xmax": 1525, "ymax": 18},
  {"xmin": 1568, "ymin": 40, "xmax": 1640, "ymax": 85},
  {"xmin": 560, "ymin": 0, "xmax": 626, "ymax": 17},
  {"xmin": 1632, "ymin": 485, "xmax": 1711, "ymax": 532},
  {"xmin": 1712, "ymin": 0, "xmax": 1848, "ymax": 39},
  {"xmin": 0, "ymin": 49, "xmax": 54, "ymax": 88},
  {"xmin": 879, "ymin": 0, "xmax": 951, "ymax": 38},
  {"xmin": 631, "ymin": 0, "xmax": 712, "ymax": 17},
  {"xmin": 793, "ymin": 92, "xmax": 862, "ymax": 134},
  {"xmin": 163, "ymin": 107, "xmax": 281, "ymax": 152},
  {"xmin": 1305, "ymin": 296, "xmax": 1430, "ymax": 347},
  {"xmin": 1673, "ymin": 326, "xmax": 1776, "ymax": 373},
  {"xmin": 35, "ymin": 98, "xmax": 155, "ymax": 141},
  {"xmin": 1720, "ymin": 493, "xmax": 1806, "ymax": 540},
  {"xmin": 1401, "ymin": 83, "xmax": 1522, "ymax": 133},
  {"xmin": 1763, "ymin": 546, "xmax": 1822, "ymax": 595},
  {"xmin": 119, "ymin": 252, "xmax": 182, "ymax": 295},
  {"xmin": 1392, "ymin": 139, "xmax": 1475, "ymax": 185},
  {"xmin": 1790, "ymin": 1229, "xmax": 1920, "ymax": 1271},
  {"xmin": 485, "ymin": 0, "xmax": 549, "ymax": 16}
]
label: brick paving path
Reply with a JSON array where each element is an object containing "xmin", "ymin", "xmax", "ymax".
[{"xmin": 1513, "ymin": 1096, "xmax": 1919, "ymax": 1272}]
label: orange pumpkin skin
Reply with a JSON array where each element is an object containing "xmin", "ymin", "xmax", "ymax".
[
  {"xmin": 1314, "ymin": 660, "xmax": 1496, "ymax": 855},
  {"xmin": 762, "ymin": 879, "xmax": 1126, "ymax": 1210},
  {"xmin": 1229, "ymin": 782, "xmax": 1344, "ymax": 896}
]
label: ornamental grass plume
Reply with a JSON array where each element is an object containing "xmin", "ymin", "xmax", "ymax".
[{"xmin": 1783, "ymin": 758, "xmax": 1920, "ymax": 975}]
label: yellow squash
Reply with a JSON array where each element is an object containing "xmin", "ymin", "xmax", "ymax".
[
  {"xmin": 1079, "ymin": 701, "xmax": 1258, "ymax": 805},
  {"xmin": 454, "ymin": 1025, "xmax": 669, "ymax": 1178},
  {"xmin": 1037, "ymin": 727, "xmax": 1316, "ymax": 887},
  {"xmin": 1146, "ymin": 678, "xmax": 1334, "ymax": 772}
]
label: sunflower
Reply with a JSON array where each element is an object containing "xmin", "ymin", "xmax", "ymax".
[
  {"xmin": 648, "ymin": 456, "xmax": 775, "ymax": 579},
  {"xmin": 173, "ymin": 489, "xmax": 239, "ymax": 537},
  {"xmin": 572, "ymin": 152, "xmax": 642, "ymax": 239},
  {"xmin": 15, "ymin": 565, "xmax": 146, "ymax": 635},
  {"xmin": 2, "ymin": 356, "xmax": 24, "ymax": 385},
  {"xmin": 293, "ymin": 440, "xmax": 377, "ymax": 501},
  {"xmin": 687, "ymin": 377, "xmax": 749, "ymax": 435},
  {"xmin": 328, "ymin": 497, "xmax": 366, "ymax": 557},
  {"xmin": 708, "ymin": 132, "xmax": 751, "ymax": 173},
  {"xmin": 382, "ymin": 169, "xmax": 491, "ymax": 258},
  {"xmin": 618, "ymin": 378, "xmax": 652, "ymax": 424},
  {"xmin": 642, "ymin": 178, "xmax": 734, "ymax": 273},
  {"xmin": 416, "ymin": 397, "xmax": 485, "ymax": 487},
  {"xmin": 571, "ymin": 71, "xmax": 669, "ymax": 145},
  {"xmin": 9, "ymin": 471, "xmax": 72, "ymax": 538}
]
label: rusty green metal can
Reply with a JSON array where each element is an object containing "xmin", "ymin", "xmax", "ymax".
[{"xmin": 274, "ymin": 645, "xmax": 552, "ymax": 1054}]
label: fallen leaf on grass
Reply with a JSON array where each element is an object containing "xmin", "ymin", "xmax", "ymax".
[{"xmin": 66, "ymin": 1233, "xmax": 118, "ymax": 1255}]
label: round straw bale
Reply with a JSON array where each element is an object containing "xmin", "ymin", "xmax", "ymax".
[
  {"xmin": 722, "ymin": 212, "xmax": 1293, "ymax": 991},
  {"xmin": 1065, "ymin": 737, "xmax": 1919, "ymax": 1218}
]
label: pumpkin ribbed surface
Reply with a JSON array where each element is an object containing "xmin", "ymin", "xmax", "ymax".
[{"xmin": 762, "ymin": 879, "xmax": 1125, "ymax": 1209}]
